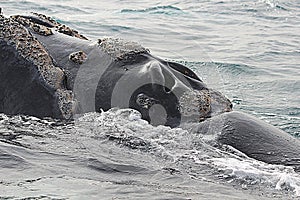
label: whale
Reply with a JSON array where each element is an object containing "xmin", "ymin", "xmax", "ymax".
[
  {"xmin": 1, "ymin": 12, "xmax": 300, "ymax": 170},
  {"xmin": 0, "ymin": 12, "xmax": 232, "ymax": 127},
  {"xmin": 191, "ymin": 111, "xmax": 300, "ymax": 171}
]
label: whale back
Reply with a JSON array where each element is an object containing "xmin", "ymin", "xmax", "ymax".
[{"xmin": 194, "ymin": 111, "xmax": 300, "ymax": 171}]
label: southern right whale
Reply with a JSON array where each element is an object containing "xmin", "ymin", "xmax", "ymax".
[
  {"xmin": 0, "ymin": 12, "xmax": 232, "ymax": 126},
  {"xmin": 0, "ymin": 11, "xmax": 299, "ymax": 171}
]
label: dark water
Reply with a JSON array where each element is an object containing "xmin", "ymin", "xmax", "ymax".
[{"xmin": 0, "ymin": 0, "xmax": 300, "ymax": 199}]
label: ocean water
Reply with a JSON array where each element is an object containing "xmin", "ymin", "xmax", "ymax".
[{"xmin": 0, "ymin": 0, "xmax": 300, "ymax": 199}]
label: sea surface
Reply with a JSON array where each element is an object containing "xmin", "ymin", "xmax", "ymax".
[{"xmin": 0, "ymin": 0, "xmax": 300, "ymax": 199}]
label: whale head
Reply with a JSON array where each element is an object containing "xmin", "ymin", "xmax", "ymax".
[{"xmin": 106, "ymin": 52, "xmax": 232, "ymax": 127}]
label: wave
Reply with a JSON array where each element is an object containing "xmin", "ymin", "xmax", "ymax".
[
  {"xmin": 47, "ymin": 4, "xmax": 90, "ymax": 14},
  {"xmin": 180, "ymin": 61, "xmax": 267, "ymax": 77},
  {"xmin": 121, "ymin": 5, "xmax": 183, "ymax": 15},
  {"xmin": 210, "ymin": 62, "xmax": 265, "ymax": 76}
]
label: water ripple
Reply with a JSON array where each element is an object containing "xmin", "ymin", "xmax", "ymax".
[{"xmin": 121, "ymin": 5, "xmax": 183, "ymax": 15}]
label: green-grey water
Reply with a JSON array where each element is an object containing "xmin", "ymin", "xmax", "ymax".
[{"xmin": 0, "ymin": 0, "xmax": 299, "ymax": 199}]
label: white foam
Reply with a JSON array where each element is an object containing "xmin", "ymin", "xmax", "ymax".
[
  {"xmin": 76, "ymin": 108, "xmax": 300, "ymax": 197},
  {"xmin": 208, "ymin": 154, "xmax": 300, "ymax": 196}
]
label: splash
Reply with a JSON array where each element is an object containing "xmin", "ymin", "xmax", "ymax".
[{"xmin": 208, "ymin": 150, "xmax": 300, "ymax": 196}]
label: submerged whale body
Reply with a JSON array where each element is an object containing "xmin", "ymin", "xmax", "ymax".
[
  {"xmin": 194, "ymin": 111, "xmax": 300, "ymax": 171},
  {"xmin": 0, "ymin": 12, "xmax": 300, "ymax": 170}
]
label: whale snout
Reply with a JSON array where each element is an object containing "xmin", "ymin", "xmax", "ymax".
[
  {"xmin": 127, "ymin": 57, "xmax": 233, "ymax": 126},
  {"xmin": 178, "ymin": 88, "xmax": 232, "ymax": 123},
  {"xmin": 209, "ymin": 89, "xmax": 233, "ymax": 116},
  {"xmin": 90, "ymin": 44, "xmax": 232, "ymax": 127}
]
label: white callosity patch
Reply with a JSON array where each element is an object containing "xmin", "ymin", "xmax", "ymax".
[
  {"xmin": 30, "ymin": 13, "xmax": 88, "ymax": 40},
  {"xmin": 0, "ymin": 15, "xmax": 76, "ymax": 119},
  {"xmin": 0, "ymin": 16, "xmax": 62, "ymax": 89},
  {"xmin": 69, "ymin": 51, "xmax": 88, "ymax": 64},
  {"xmin": 98, "ymin": 38, "xmax": 149, "ymax": 61},
  {"xmin": 136, "ymin": 93, "xmax": 157, "ymax": 109},
  {"xmin": 179, "ymin": 89, "xmax": 211, "ymax": 121},
  {"xmin": 11, "ymin": 15, "xmax": 53, "ymax": 36},
  {"xmin": 209, "ymin": 89, "xmax": 233, "ymax": 116}
]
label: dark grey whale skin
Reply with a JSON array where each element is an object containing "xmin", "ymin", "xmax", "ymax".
[
  {"xmin": 0, "ymin": 35, "xmax": 60, "ymax": 118},
  {"xmin": 1, "ymin": 13, "xmax": 300, "ymax": 170},
  {"xmin": 194, "ymin": 111, "xmax": 300, "ymax": 171}
]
